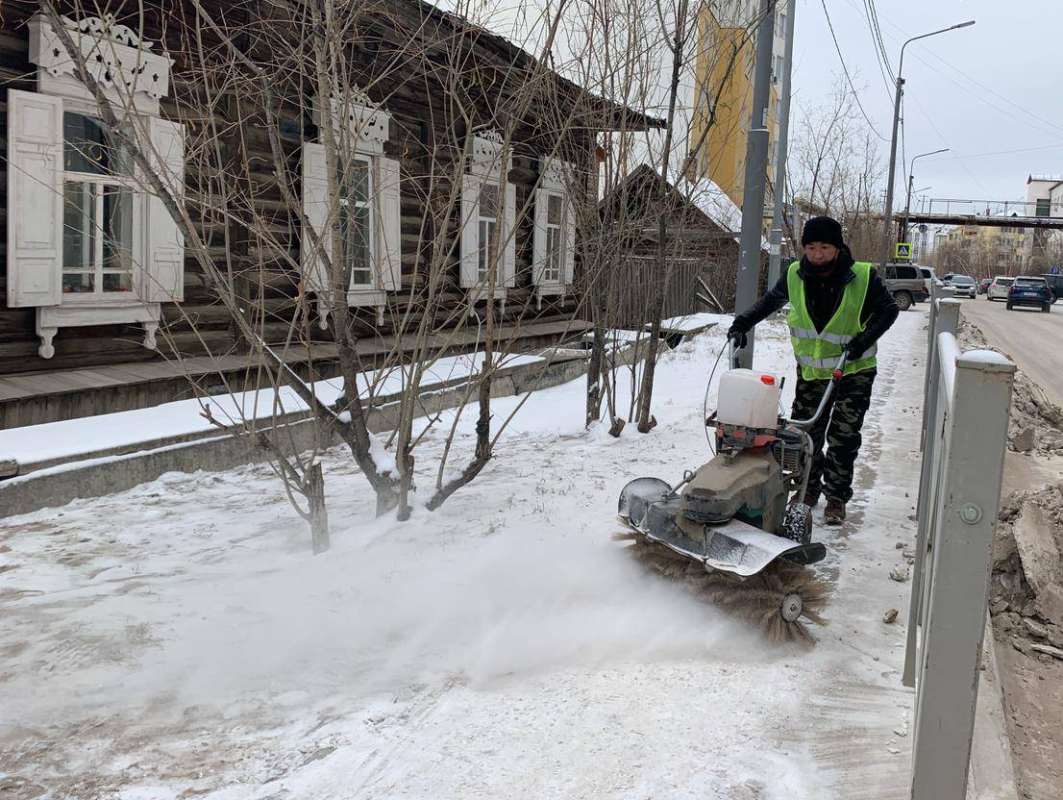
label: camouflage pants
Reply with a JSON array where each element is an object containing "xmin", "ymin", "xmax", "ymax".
[{"xmin": 791, "ymin": 368, "xmax": 877, "ymax": 504}]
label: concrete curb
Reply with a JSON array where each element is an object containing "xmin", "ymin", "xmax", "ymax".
[
  {"xmin": 1, "ymin": 336, "xmax": 664, "ymax": 517},
  {"xmin": 967, "ymin": 617, "xmax": 1020, "ymax": 800}
]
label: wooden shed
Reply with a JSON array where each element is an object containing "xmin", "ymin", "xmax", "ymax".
[{"xmin": 598, "ymin": 164, "xmax": 748, "ymax": 327}]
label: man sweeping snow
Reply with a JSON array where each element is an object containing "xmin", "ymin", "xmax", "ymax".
[{"xmin": 727, "ymin": 216, "xmax": 899, "ymax": 526}]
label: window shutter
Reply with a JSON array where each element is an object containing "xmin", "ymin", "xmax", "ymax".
[
  {"xmin": 378, "ymin": 157, "xmax": 402, "ymax": 292},
  {"xmin": 532, "ymin": 187, "xmax": 548, "ymax": 286},
  {"xmin": 300, "ymin": 142, "xmax": 332, "ymax": 297},
  {"xmin": 145, "ymin": 117, "xmax": 186, "ymax": 303},
  {"xmin": 563, "ymin": 196, "xmax": 576, "ymax": 286},
  {"xmin": 501, "ymin": 181, "xmax": 517, "ymax": 288},
  {"xmin": 460, "ymin": 173, "xmax": 479, "ymax": 288},
  {"xmin": 6, "ymin": 89, "xmax": 62, "ymax": 308}
]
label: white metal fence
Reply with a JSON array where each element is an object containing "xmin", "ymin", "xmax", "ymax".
[{"xmin": 904, "ymin": 284, "xmax": 1016, "ymax": 799}]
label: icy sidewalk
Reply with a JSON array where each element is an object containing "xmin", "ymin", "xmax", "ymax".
[{"xmin": 0, "ymin": 312, "xmax": 926, "ymax": 799}]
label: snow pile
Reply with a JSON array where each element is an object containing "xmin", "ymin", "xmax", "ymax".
[
  {"xmin": 992, "ymin": 488, "xmax": 1063, "ymax": 657},
  {"xmin": 960, "ymin": 319, "xmax": 1063, "ymax": 453}
]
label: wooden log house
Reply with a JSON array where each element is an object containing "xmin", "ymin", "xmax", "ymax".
[{"xmin": 0, "ymin": 0, "xmax": 661, "ymax": 428}]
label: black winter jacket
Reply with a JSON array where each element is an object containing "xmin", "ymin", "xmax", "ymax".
[{"xmin": 733, "ymin": 246, "xmax": 899, "ymax": 347}]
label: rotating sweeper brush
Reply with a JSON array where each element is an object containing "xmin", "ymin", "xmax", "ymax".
[{"xmin": 615, "ymin": 344, "xmax": 847, "ymax": 644}]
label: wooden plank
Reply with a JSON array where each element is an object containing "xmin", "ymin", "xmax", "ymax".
[
  {"xmin": 1, "ymin": 317, "xmax": 591, "ymax": 401},
  {"xmin": 1, "ymin": 373, "xmax": 87, "ymax": 395},
  {"xmin": 0, "ymin": 381, "xmax": 33, "ymax": 402}
]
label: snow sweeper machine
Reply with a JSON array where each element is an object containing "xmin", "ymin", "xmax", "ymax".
[{"xmin": 617, "ymin": 340, "xmax": 847, "ymax": 643}]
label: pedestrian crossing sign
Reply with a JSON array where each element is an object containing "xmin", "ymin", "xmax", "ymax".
[{"xmin": 894, "ymin": 242, "xmax": 912, "ymax": 260}]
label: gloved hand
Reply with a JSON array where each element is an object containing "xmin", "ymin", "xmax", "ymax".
[
  {"xmin": 844, "ymin": 333, "xmax": 871, "ymax": 359},
  {"xmin": 727, "ymin": 320, "xmax": 750, "ymax": 349}
]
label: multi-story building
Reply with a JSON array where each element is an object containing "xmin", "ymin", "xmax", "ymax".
[
  {"xmin": 1024, "ymin": 174, "xmax": 1063, "ymax": 269},
  {"xmin": 688, "ymin": 0, "xmax": 782, "ymax": 212},
  {"xmin": 942, "ymin": 211, "xmax": 1031, "ymax": 276}
]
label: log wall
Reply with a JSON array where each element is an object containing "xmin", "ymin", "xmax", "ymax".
[{"xmin": 0, "ymin": 0, "xmax": 607, "ymax": 378}]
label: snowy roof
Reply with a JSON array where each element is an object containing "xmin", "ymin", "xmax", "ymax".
[
  {"xmin": 674, "ymin": 176, "xmax": 769, "ymax": 251},
  {"xmin": 673, "ymin": 176, "xmax": 743, "ymax": 234}
]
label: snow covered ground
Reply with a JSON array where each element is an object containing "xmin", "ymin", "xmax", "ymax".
[{"xmin": 0, "ymin": 311, "xmax": 926, "ymax": 799}]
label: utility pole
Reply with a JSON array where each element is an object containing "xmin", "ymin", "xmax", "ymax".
[
  {"xmin": 767, "ymin": 0, "xmax": 796, "ymax": 291},
  {"xmin": 734, "ymin": 0, "xmax": 778, "ymax": 368},
  {"xmin": 880, "ymin": 21, "xmax": 975, "ymax": 271}
]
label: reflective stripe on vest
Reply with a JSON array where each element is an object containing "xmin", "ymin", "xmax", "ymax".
[
  {"xmin": 796, "ymin": 345, "xmax": 877, "ymax": 371},
  {"xmin": 788, "ymin": 327, "xmax": 854, "ymax": 345},
  {"xmin": 786, "ymin": 260, "xmax": 878, "ymax": 380}
]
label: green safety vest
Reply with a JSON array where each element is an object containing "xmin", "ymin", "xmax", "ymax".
[{"xmin": 786, "ymin": 260, "xmax": 878, "ymax": 381}]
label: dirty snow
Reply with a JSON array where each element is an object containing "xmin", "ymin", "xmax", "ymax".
[{"xmin": 0, "ymin": 311, "xmax": 925, "ymax": 798}]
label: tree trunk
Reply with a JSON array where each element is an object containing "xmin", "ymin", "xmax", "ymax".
[
  {"xmin": 635, "ymin": 0, "xmax": 689, "ymax": 434},
  {"xmin": 307, "ymin": 463, "xmax": 330, "ymax": 555}
]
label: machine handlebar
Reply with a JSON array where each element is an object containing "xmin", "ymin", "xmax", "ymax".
[{"xmin": 788, "ymin": 354, "xmax": 848, "ymax": 429}]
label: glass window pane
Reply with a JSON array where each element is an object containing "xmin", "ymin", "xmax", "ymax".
[
  {"xmin": 478, "ymin": 221, "xmax": 486, "ymax": 277},
  {"xmin": 64, "ymin": 112, "xmax": 131, "ymax": 176},
  {"xmin": 343, "ymin": 204, "xmax": 372, "ymax": 285},
  {"xmin": 101, "ymin": 186, "xmax": 134, "ymax": 272},
  {"xmin": 63, "ymin": 273, "xmax": 95, "ymax": 293},
  {"xmin": 338, "ymin": 158, "xmax": 370, "ymax": 203},
  {"xmin": 102, "ymin": 273, "xmax": 133, "ymax": 293},
  {"xmin": 546, "ymin": 227, "xmax": 561, "ymax": 282},
  {"xmin": 548, "ymin": 194, "xmax": 562, "ymax": 225},
  {"xmin": 479, "ymin": 182, "xmax": 498, "ymax": 218},
  {"xmin": 63, "ymin": 181, "xmax": 95, "ymax": 271}
]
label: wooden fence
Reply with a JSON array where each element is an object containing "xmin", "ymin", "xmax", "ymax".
[{"xmin": 609, "ymin": 257, "xmax": 737, "ymax": 328}]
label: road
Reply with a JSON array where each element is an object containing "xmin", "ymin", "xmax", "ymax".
[{"xmin": 958, "ymin": 295, "xmax": 1063, "ymax": 408}]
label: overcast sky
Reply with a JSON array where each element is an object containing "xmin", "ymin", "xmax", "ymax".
[
  {"xmin": 444, "ymin": 0, "xmax": 1063, "ymax": 211},
  {"xmin": 790, "ymin": 0, "xmax": 1063, "ymax": 211}
]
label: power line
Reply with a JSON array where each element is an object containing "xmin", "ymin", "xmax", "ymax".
[
  {"xmin": 867, "ymin": 0, "xmax": 894, "ymax": 80},
  {"xmin": 907, "ymin": 91, "xmax": 990, "ymax": 196},
  {"xmin": 860, "ymin": 0, "xmax": 895, "ymax": 100},
  {"xmin": 863, "ymin": 0, "xmax": 895, "ymax": 84},
  {"xmin": 841, "ymin": 0, "xmax": 1063, "ymax": 142},
  {"xmin": 923, "ymin": 143, "xmax": 1063, "ymax": 162},
  {"xmin": 819, "ymin": 0, "xmax": 890, "ymax": 142}
]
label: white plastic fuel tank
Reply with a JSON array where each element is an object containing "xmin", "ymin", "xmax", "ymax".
[{"xmin": 716, "ymin": 369, "xmax": 782, "ymax": 429}]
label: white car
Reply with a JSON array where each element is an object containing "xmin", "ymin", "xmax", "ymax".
[
  {"xmin": 950, "ymin": 275, "xmax": 976, "ymax": 298},
  {"xmin": 987, "ymin": 276, "xmax": 1014, "ymax": 301},
  {"xmin": 920, "ymin": 266, "xmax": 936, "ymax": 296}
]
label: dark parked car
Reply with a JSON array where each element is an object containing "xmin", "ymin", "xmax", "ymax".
[
  {"xmin": 950, "ymin": 275, "xmax": 976, "ymax": 298},
  {"xmin": 978, "ymin": 278, "xmax": 992, "ymax": 294},
  {"xmin": 1007, "ymin": 277, "xmax": 1053, "ymax": 312},
  {"xmin": 1040, "ymin": 273, "xmax": 1063, "ymax": 304}
]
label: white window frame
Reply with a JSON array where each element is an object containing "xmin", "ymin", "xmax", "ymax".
[
  {"xmin": 339, "ymin": 152, "xmax": 376, "ymax": 293},
  {"xmin": 543, "ymin": 193, "xmax": 564, "ymax": 285},
  {"xmin": 533, "ymin": 156, "xmax": 576, "ymax": 300},
  {"xmin": 476, "ymin": 180, "xmax": 500, "ymax": 284},
  {"xmin": 302, "ymin": 91, "xmax": 401, "ymax": 327},
  {"xmin": 58, "ymin": 100, "xmax": 143, "ymax": 306},
  {"xmin": 460, "ymin": 132, "xmax": 516, "ymax": 302},
  {"xmin": 7, "ymin": 15, "xmax": 182, "ymax": 359}
]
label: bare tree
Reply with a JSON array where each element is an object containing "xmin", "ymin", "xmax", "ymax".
[
  {"xmin": 37, "ymin": 0, "xmax": 636, "ymax": 546},
  {"xmin": 787, "ymin": 74, "xmax": 886, "ymax": 263}
]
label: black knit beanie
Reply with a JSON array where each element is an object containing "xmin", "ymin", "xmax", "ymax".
[{"xmin": 801, "ymin": 216, "xmax": 845, "ymax": 248}]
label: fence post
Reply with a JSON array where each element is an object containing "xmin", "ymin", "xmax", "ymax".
[
  {"xmin": 905, "ymin": 298, "xmax": 962, "ymax": 688},
  {"xmin": 910, "ymin": 350, "xmax": 1015, "ymax": 800}
]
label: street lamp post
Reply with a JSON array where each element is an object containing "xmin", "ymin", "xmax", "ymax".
[
  {"xmin": 903, "ymin": 148, "xmax": 949, "ymax": 241},
  {"xmin": 880, "ymin": 21, "xmax": 975, "ymax": 269}
]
